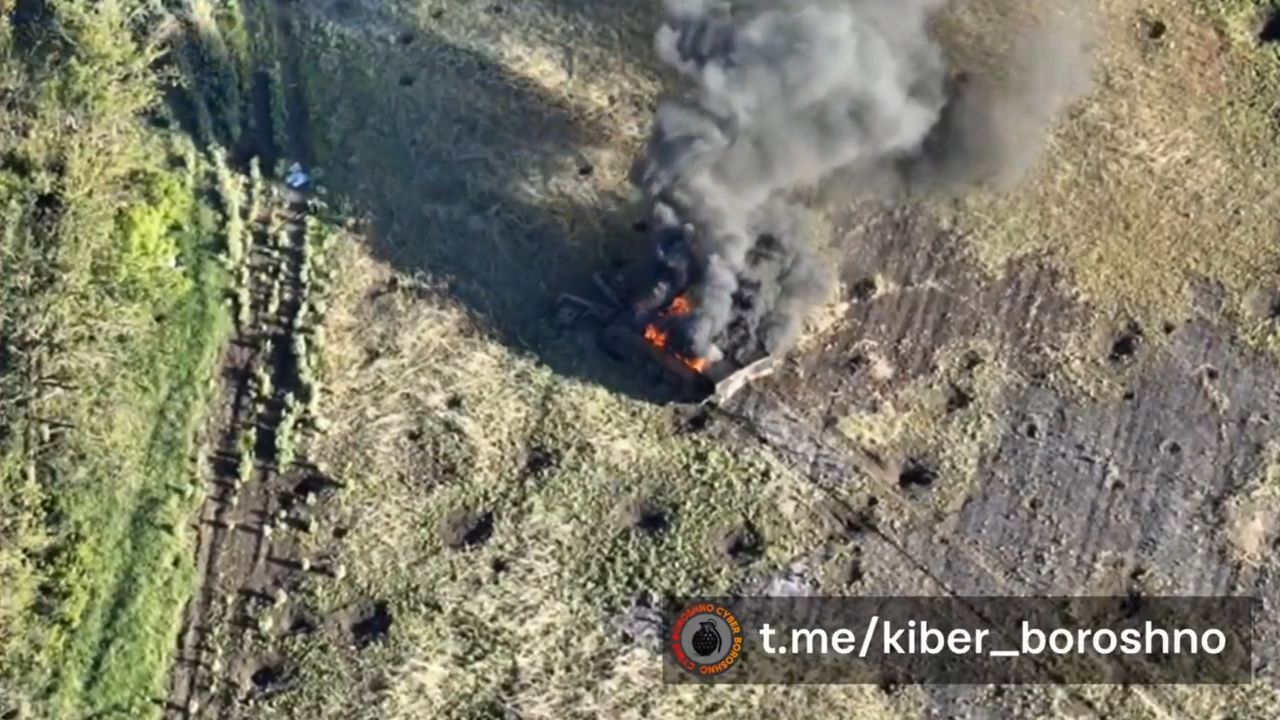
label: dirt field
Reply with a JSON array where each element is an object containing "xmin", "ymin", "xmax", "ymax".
[{"xmin": 155, "ymin": 0, "xmax": 1280, "ymax": 718}]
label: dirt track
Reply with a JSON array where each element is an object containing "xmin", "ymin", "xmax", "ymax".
[{"xmin": 166, "ymin": 1, "xmax": 338, "ymax": 716}]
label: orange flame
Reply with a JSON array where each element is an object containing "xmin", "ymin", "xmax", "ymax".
[
  {"xmin": 644, "ymin": 323, "xmax": 669, "ymax": 348},
  {"xmin": 684, "ymin": 356, "xmax": 709, "ymax": 373},
  {"xmin": 667, "ymin": 295, "xmax": 693, "ymax": 316},
  {"xmin": 644, "ymin": 294, "xmax": 708, "ymax": 373}
]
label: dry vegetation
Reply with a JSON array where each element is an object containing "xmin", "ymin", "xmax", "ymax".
[
  {"xmin": 245, "ymin": 0, "xmax": 1280, "ymax": 717},
  {"xmin": 939, "ymin": 0, "xmax": 1280, "ymax": 356},
  {"xmin": 1224, "ymin": 440, "xmax": 1280, "ymax": 565},
  {"xmin": 275, "ymin": 240, "xmax": 926, "ymax": 719},
  {"xmin": 835, "ymin": 340, "xmax": 1014, "ymax": 515},
  {"xmin": 3, "ymin": 0, "xmax": 1279, "ymax": 717}
]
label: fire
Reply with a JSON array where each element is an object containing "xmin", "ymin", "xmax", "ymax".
[
  {"xmin": 643, "ymin": 323, "xmax": 669, "ymax": 348},
  {"xmin": 644, "ymin": 295, "xmax": 709, "ymax": 373},
  {"xmin": 684, "ymin": 356, "xmax": 710, "ymax": 373},
  {"xmin": 667, "ymin": 295, "xmax": 693, "ymax": 316}
]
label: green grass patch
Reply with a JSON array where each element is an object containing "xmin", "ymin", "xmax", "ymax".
[
  {"xmin": 0, "ymin": 3, "xmax": 235, "ymax": 717},
  {"xmin": 41, "ymin": 234, "xmax": 230, "ymax": 718}
]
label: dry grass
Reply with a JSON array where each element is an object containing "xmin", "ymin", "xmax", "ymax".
[
  {"xmin": 1224, "ymin": 440, "xmax": 1280, "ymax": 566},
  {"xmin": 238, "ymin": 0, "xmax": 1280, "ymax": 717},
  {"xmin": 835, "ymin": 340, "xmax": 1016, "ymax": 515},
  {"xmin": 938, "ymin": 0, "xmax": 1280, "ymax": 347},
  {"xmin": 387, "ymin": 643, "xmax": 927, "ymax": 720},
  {"xmin": 298, "ymin": 0, "xmax": 660, "ymax": 295},
  {"xmin": 1069, "ymin": 683, "xmax": 1280, "ymax": 720},
  {"xmin": 265, "ymin": 238, "xmax": 923, "ymax": 718}
]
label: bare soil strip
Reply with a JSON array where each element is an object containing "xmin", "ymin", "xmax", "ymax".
[{"xmin": 166, "ymin": 1, "xmax": 328, "ymax": 716}]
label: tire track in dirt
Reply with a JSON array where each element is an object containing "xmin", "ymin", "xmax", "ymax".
[
  {"xmin": 720, "ymin": 387, "xmax": 1151, "ymax": 719},
  {"xmin": 165, "ymin": 1, "xmax": 335, "ymax": 717},
  {"xmin": 713, "ymin": 211, "xmax": 1280, "ymax": 715}
]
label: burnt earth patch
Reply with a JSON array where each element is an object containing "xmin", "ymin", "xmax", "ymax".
[
  {"xmin": 295, "ymin": 473, "xmax": 336, "ymax": 497},
  {"xmin": 850, "ymin": 276, "xmax": 878, "ymax": 302},
  {"xmin": 440, "ymin": 509, "xmax": 494, "ymax": 549},
  {"xmin": 1260, "ymin": 10, "xmax": 1280, "ymax": 44},
  {"xmin": 251, "ymin": 664, "xmax": 283, "ymax": 689},
  {"xmin": 238, "ymin": 656, "xmax": 292, "ymax": 693},
  {"xmin": 283, "ymin": 607, "xmax": 319, "ymax": 636},
  {"xmin": 1108, "ymin": 323, "xmax": 1144, "ymax": 363},
  {"xmin": 834, "ymin": 549, "xmax": 865, "ymax": 588},
  {"xmin": 290, "ymin": 473, "xmax": 339, "ymax": 508},
  {"xmin": 713, "ymin": 522, "xmax": 762, "ymax": 565},
  {"xmin": 945, "ymin": 383, "xmax": 974, "ymax": 413},
  {"xmin": 350, "ymin": 600, "xmax": 393, "ymax": 648},
  {"xmin": 898, "ymin": 460, "xmax": 937, "ymax": 490},
  {"xmin": 520, "ymin": 444, "xmax": 560, "ymax": 477},
  {"xmin": 675, "ymin": 406, "xmax": 713, "ymax": 434},
  {"xmin": 619, "ymin": 498, "xmax": 671, "ymax": 536}
]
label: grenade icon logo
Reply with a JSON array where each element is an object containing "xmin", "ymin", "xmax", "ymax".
[
  {"xmin": 691, "ymin": 620, "xmax": 722, "ymax": 657},
  {"xmin": 672, "ymin": 604, "xmax": 742, "ymax": 676}
]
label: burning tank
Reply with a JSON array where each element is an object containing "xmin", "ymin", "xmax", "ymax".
[
  {"xmin": 561, "ymin": 215, "xmax": 783, "ymax": 406},
  {"xmin": 559, "ymin": 0, "xmax": 1084, "ymax": 403}
]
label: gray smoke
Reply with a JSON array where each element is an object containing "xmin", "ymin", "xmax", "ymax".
[{"xmin": 633, "ymin": 0, "xmax": 1091, "ymax": 359}]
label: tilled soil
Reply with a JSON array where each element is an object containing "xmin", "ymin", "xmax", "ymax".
[
  {"xmin": 165, "ymin": 2, "xmax": 342, "ymax": 717},
  {"xmin": 707, "ymin": 206, "xmax": 1280, "ymax": 716}
]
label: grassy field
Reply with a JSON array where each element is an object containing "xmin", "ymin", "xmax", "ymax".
[
  {"xmin": 938, "ymin": 0, "xmax": 1280, "ymax": 369},
  {"xmin": 3, "ymin": 0, "xmax": 1280, "ymax": 718},
  {"xmin": 246, "ymin": 0, "xmax": 1280, "ymax": 717},
  {"xmin": 257, "ymin": 223, "xmax": 925, "ymax": 719},
  {"xmin": 0, "ymin": 2, "xmax": 235, "ymax": 716}
]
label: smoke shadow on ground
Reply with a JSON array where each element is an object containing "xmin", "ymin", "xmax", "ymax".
[{"xmin": 286, "ymin": 1, "xmax": 682, "ymax": 401}]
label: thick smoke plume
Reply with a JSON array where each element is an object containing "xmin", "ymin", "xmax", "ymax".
[{"xmin": 632, "ymin": 0, "xmax": 1090, "ymax": 360}]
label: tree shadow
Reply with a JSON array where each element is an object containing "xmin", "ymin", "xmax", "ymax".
[{"xmin": 285, "ymin": 1, "xmax": 677, "ymax": 400}]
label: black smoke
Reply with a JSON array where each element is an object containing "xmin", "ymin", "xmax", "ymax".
[{"xmin": 631, "ymin": 0, "xmax": 1091, "ymax": 360}]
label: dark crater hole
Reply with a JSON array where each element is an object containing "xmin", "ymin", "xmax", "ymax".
[
  {"xmin": 898, "ymin": 460, "xmax": 937, "ymax": 490},
  {"xmin": 352, "ymin": 601, "xmax": 393, "ymax": 648},
  {"xmin": 1261, "ymin": 10, "xmax": 1280, "ymax": 44}
]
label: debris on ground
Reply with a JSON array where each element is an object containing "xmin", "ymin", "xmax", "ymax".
[{"xmin": 285, "ymin": 162, "xmax": 310, "ymax": 189}]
